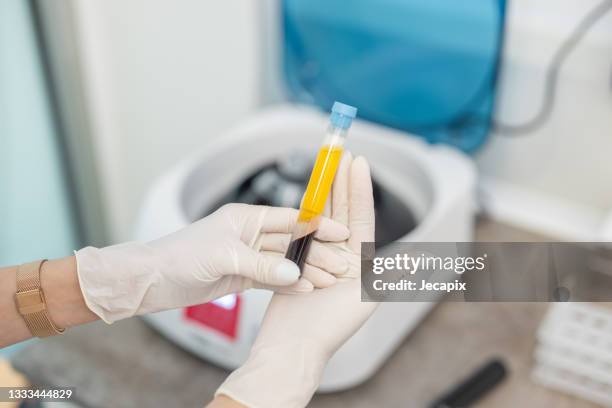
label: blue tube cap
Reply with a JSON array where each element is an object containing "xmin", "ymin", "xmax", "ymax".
[{"xmin": 330, "ymin": 101, "xmax": 358, "ymax": 130}]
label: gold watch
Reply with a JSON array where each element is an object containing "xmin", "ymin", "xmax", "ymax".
[{"xmin": 14, "ymin": 260, "xmax": 65, "ymax": 337}]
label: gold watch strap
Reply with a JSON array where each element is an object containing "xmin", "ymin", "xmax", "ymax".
[{"xmin": 15, "ymin": 260, "xmax": 65, "ymax": 337}]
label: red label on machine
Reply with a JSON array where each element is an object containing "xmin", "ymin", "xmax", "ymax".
[{"xmin": 184, "ymin": 294, "xmax": 241, "ymax": 340}]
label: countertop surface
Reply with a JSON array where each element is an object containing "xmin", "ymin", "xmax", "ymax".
[
  {"xmin": 10, "ymin": 219, "xmax": 602, "ymax": 408},
  {"xmin": 311, "ymin": 219, "xmax": 597, "ymax": 408}
]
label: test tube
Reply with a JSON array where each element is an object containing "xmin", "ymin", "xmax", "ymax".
[{"xmin": 285, "ymin": 101, "xmax": 358, "ymax": 271}]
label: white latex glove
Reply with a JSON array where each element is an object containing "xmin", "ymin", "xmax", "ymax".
[
  {"xmin": 75, "ymin": 204, "xmax": 349, "ymax": 323},
  {"xmin": 216, "ymin": 153, "xmax": 379, "ymax": 408}
]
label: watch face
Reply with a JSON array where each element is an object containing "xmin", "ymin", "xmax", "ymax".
[
  {"xmin": 15, "ymin": 288, "xmax": 43, "ymax": 314},
  {"xmin": 15, "ymin": 260, "xmax": 64, "ymax": 337}
]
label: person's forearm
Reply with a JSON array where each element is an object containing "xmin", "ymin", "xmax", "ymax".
[{"xmin": 0, "ymin": 256, "xmax": 98, "ymax": 348}]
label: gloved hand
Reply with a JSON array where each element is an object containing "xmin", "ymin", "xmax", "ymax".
[
  {"xmin": 216, "ymin": 153, "xmax": 379, "ymax": 408},
  {"xmin": 75, "ymin": 204, "xmax": 349, "ymax": 323}
]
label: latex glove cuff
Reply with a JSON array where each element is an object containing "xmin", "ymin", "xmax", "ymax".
[{"xmin": 216, "ymin": 342, "xmax": 328, "ymax": 408}]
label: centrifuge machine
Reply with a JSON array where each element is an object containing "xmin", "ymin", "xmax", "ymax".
[{"xmin": 134, "ymin": 0, "xmax": 504, "ymax": 392}]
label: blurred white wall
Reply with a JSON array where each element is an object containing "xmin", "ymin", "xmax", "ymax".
[
  {"xmin": 71, "ymin": 0, "xmax": 263, "ymax": 242},
  {"xmin": 476, "ymin": 0, "xmax": 612, "ymax": 239}
]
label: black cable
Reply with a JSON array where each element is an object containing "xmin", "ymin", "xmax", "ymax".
[{"xmin": 493, "ymin": 0, "xmax": 612, "ymax": 135}]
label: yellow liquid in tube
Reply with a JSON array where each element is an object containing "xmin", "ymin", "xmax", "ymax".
[{"xmin": 298, "ymin": 145, "xmax": 344, "ymax": 223}]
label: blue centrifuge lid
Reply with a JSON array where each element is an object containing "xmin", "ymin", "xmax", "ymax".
[{"xmin": 282, "ymin": 0, "xmax": 506, "ymax": 153}]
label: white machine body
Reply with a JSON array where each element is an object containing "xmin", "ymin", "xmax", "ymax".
[{"xmin": 135, "ymin": 105, "xmax": 476, "ymax": 391}]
